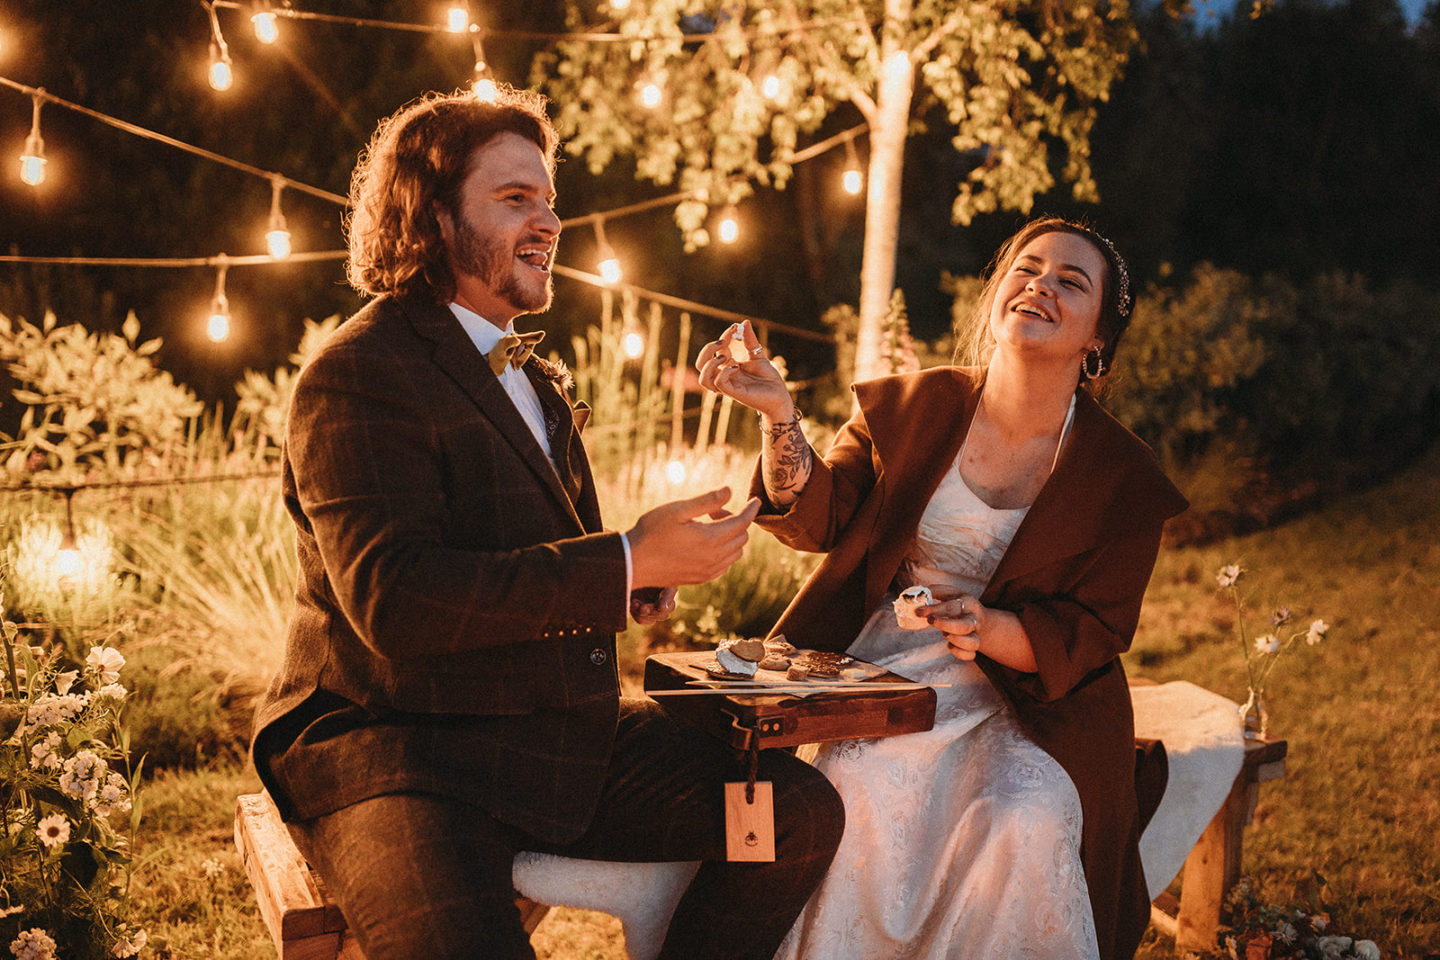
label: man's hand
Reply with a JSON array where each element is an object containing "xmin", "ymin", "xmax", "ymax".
[
  {"xmin": 626, "ymin": 487, "xmax": 761, "ymax": 590},
  {"xmin": 630, "ymin": 586, "xmax": 679, "ymax": 625}
]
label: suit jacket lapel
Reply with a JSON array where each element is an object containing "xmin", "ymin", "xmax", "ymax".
[
  {"xmin": 524, "ymin": 362, "xmax": 584, "ymax": 505},
  {"xmin": 398, "ymin": 298, "xmax": 586, "ymax": 533}
]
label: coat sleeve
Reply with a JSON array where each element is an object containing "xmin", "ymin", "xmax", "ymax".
[
  {"xmin": 986, "ymin": 518, "xmax": 1166, "ymax": 703},
  {"xmin": 287, "ymin": 338, "xmax": 629, "ymax": 661},
  {"xmin": 748, "ymin": 406, "xmax": 881, "ymax": 554}
]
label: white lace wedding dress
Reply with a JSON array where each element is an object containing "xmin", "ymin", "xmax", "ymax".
[{"xmin": 775, "ymin": 438, "xmax": 1100, "ymax": 960}]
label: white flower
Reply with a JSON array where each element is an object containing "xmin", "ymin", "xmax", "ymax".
[
  {"xmin": 1318, "ymin": 936, "xmax": 1354, "ymax": 960},
  {"xmin": 1311, "ymin": 914, "xmax": 1328, "ymax": 931},
  {"xmin": 59, "ymin": 749, "xmax": 108, "ymax": 802},
  {"xmin": 9, "ymin": 927, "xmax": 57, "ymax": 960},
  {"xmin": 1307, "ymin": 619, "xmax": 1330, "ymax": 646},
  {"xmin": 1276, "ymin": 921, "xmax": 1298, "ymax": 944},
  {"xmin": 86, "ymin": 646, "xmax": 126, "ymax": 684},
  {"xmin": 29, "ymin": 732, "xmax": 62, "ymax": 771},
  {"xmin": 36, "ymin": 813, "xmax": 70, "ymax": 850},
  {"xmin": 52, "ymin": 670, "xmax": 79, "ymax": 695},
  {"xmin": 110, "ymin": 925, "xmax": 147, "ymax": 959},
  {"xmin": 1253, "ymin": 634, "xmax": 1280, "ymax": 655},
  {"xmin": 93, "ymin": 772, "xmax": 132, "ymax": 819},
  {"xmin": 96, "ymin": 682, "xmax": 128, "ymax": 701},
  {"xmin": 202, "ymin": 857, "xmax": 225, "ymax": 880},
  {"xmin": 1217, "ymin": 564, "xmax": 1243, "ymax": 587},
  {"xmin": 1354, "ymin": 940, "xmax": 1380, "ymax": 960},
  {"xmin": 0, "ymin": 904, "xmax": 23, "ymax": 919}
]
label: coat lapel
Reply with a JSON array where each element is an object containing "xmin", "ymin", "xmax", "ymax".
[{"xmin": 398, "ymin": 299, "xmax": 586, "ymax": 533}]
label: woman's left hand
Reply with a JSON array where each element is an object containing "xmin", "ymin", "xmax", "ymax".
[
  {"xmin": 630, "ymin": 586, "xmax": 679, "ymax": 625},
  {"xmin": 924, "ymin": 594, "xmax": 986, "ymax": 662}
]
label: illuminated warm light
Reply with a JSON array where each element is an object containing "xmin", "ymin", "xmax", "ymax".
[
  {"xmin": 622, "ymin": 331, "xmax": 646, "ymax": 359},
  {"xmin": 761, "ymin": 74, "xmax": 782, "ymax": 100},
  {"xmin": 446, "ymin": 6, "xmax": 469, "ymax": 32},
  {"xmin": 207, "ymin": 260, "xmax": 232, "ymax": 342},
  {"xmin": 610, "ymin": 0, "xmax": 631, "ymax": 10},
  {"xmin": 665, "ymin": 459, "xmax": 687, "ymax": 485},
  {"xmin": 20, "ymin": 94, "xmax": 46, "ymax": 186},
  {"xmin": 718, "ymin": 206, "xmax": 739, "ymax": 244},
  {"xmin": 266, "ymin": 181, "xmax": 292, "ymax": 259},
  {"xmin": 842, "ymin": 139, "xmax": 864, "ymax": 196},
  {"xmin": 209, "ymin": 43, "xmax": 234, "ymax": 91},
  {"xmin": 472, "ymin": 76, "xmax": 498, "ymax": 102},
  {"xmin": 599, "ymin": 257, "xmax": 623, "ymax": 285},
  {"xmin": 594, "ymin": 220, "xmax": 622, "ymax": 285},
  {"xmin": 252, "ymin": 11, "xmax": 279, "ymax": 44},
  {"xmin": 639, "ymin": 82, "xmax": 663, "ymax": 109},
  {"xmin": 884, "ymin": 49, "xmax": 911, "ymax": 85},
  {"xmin": 53, "ymin": 541, "xmax": 81, "ymax": 582}
]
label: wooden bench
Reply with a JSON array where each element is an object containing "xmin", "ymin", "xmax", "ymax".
[
  {"xmin": 236, "ymin": 711, "xmax": 1288, "ymax": 959},
  {"xmin": 1148, "ymin": 734, "xmax": 1288, "ymax": 953},
  {"xmin": 234, "ymin": 792, "xmax": 550, "ymax": 960}
]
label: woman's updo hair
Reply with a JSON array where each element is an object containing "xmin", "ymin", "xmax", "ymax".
[{"xmin": 956, "ymin": 217, "xmax": 1133, "ymax": 391}]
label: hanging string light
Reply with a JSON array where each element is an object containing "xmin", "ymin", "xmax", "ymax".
[
  {"xmin": 207, "ymin": 257, "xmax": 232, "ymax": 342},
  {"xmin": 609, "ymin": 0, "xmax": 632, "ymax": 11},
  {"xmin": 637, "ymin": 75, "xmax": 664, "ymax": 109},
  {"xmin": 19, "ymin": 91, "xmax": 46, "ymax": 186},
  {"xmin": 265, "ymin": 179, "xmax": 292, "ymax": 259},
  {"xmin": 842, "ymin": 138, "xmax": 863, "ymax": 196},
  {"xmin": 717, "ymin": 204, "xmax": 739, "ymax": 245},
  {"xmin": 52, "ymin": 488, "xmax": 81, "ymax": 583},
  {"xmin": 470, "ymin": 32, "xmax": 497, "ymax": 102},
  {"xmin": 594, "ymin": 219, "xmax": 622, "ymax": 285},
  {"xmin": 206, "ymin": 1, "xmax": 235, "ymax": 91},
  {"xmin": 445, "ymin": 4, "xmax": 470, "ymax": 33},
  {"xmin": 760, "ymin": 73, "xmax": 782, "ymax": 101},
  {"xmin": 251, "ymin": 1, "xmax": 280, "ymax": 43}
]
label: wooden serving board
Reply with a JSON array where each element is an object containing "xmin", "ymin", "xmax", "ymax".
[{"xmin": 644, "ymin": 650, "xmax": 936, "ymax": 750}]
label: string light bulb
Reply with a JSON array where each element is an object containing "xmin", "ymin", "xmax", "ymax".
[
  {"xmin": 19, "ymin": 93, "xmax": 46, "ymax": 187},
  {"xmin": 638, "ymin": 78, "xmax": 663, "ymax": 109},
  {"xmin": 594, "ymin": 220, "xmax": 622, "ymax": 285},
  {"xmin": 665, "ymin": 459, "xmax": 687, "ymax": 485},
  {"xmin": 717, "ymin": 204, "xmax": 739, "ymax": 245},
  {"xmin": 470, "ymin": 34, "xmax": 497, "ymax": 102},
  {"xmin": 610, "ymin": 0, "xmax": 632, "ymax": 10},
  {"xmin": 53, "ymin": 489, "xmax": 81, "ymax": 584},
  {"xmin": 265, "ymin": 180, "xmax": 292, "ymax": 259},
  {"xmin": 207, "ymin": 259, "xmax": 232, "ymax": 342},
  {"xmin": 208, "ymin": 40, "xmax": 234, "ymax": 91},
  {"xmin": 842, "ymin": 139, "xmax": 864, "ymax": 196},
  {"xmin": 446, "ymin": 5, "xmax": 469, "ymax": 33},
  {"xmin": 761, "ymin": 74, "xmax": 782, "ymax": 100},
  {"xmin": 252, "ymin": 2, "xmax": 280, "ymax": 44}
]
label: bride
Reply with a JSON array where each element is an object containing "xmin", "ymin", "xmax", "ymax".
[{"xmin": 695, "ymin": 218, "xmax": 1186, "ymax": 960}]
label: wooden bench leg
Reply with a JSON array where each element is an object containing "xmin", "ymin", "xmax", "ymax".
[{"xmin": 1174, "ymin": 771, "xmax": 1252, "ymax": 952}]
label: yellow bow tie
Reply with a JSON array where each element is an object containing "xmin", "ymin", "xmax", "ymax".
[{"xmin": 487, "ymin": 330, "xmax": 546, "ymax": 375}]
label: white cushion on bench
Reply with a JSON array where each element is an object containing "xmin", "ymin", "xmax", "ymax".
[
  {"xmin": 512, "ymin": 680, "xmax": 1244, "ymax": 959},
  {"xmin": 1132, "ymin": 680, "xmax": 1245, "ymax": 900}
]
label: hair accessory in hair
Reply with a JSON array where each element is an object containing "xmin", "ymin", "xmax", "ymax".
[{"xmin": 1090, "ymin": 231, "xmax": 1132, "ymax": 319}]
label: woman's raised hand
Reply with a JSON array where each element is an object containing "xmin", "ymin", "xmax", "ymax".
[{"xmin": 695, "ymin": 320, "xmax": 793, "ymax": 421}]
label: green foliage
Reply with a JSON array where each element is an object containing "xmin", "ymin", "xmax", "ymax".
[
  {"xmin": 0, "ymin": 312, "xmax": 203, "ymax": 479},
  {"xmin": 0, "ymin": 607, "xmax": 146, "ymax": 960},
  {"xmin": 537, "ymin": 1, "xmax": 1139, "ymax": 242}
]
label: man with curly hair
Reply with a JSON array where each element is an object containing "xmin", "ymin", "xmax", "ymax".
[{"xmin": 250, "ymin": 85, "xmax": 844, "ymax": 960}]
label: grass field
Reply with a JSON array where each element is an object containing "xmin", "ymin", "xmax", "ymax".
[{"xmin": 134, "ymin": 443, "xmax": 1440, "ymax": 959}]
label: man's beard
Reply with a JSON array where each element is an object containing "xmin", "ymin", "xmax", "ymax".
[{"xmin": 450, "ymin": 216, "xmax": 553, "ymax": 314}]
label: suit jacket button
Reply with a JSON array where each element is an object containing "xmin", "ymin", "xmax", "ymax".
[{"xmin": 588, "ymin": 648, "xmax": 608, "ymax": 666}]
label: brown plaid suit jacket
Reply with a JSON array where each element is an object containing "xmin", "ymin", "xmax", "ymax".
[{"xmin": 252, "ymin": 294, "xmax": 628, "ymax": 843}]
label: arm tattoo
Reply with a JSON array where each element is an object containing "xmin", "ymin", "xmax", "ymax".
[{"xmin": 762, "ymin": 415, "xmax": 813, "ymax": 507}]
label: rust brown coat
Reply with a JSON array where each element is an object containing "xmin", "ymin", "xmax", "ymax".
[{"xmin": 752, "ymin": 366, "xmax": 1188, "ymax": 960}]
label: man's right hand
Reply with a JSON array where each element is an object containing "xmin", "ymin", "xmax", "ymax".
[{"xmin": 626, "ymin": 487, "xmax": 762, "ymax": 588}]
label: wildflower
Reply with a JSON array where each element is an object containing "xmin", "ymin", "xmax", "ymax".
[
  {"xmin": 1269, "ymin": 607, "xmax": 1292, "ymax": 627},
  {"xmin": 202, "ymin": 857, "xmax": 225, "ymax": 880},
  {"xmin": 96, "ymin": 682, "xmax": 128, "ymax": 701},
  {"xmin": 59, "ymin": 750, "xmax": 108, "ymax": 802},
  {"xmin": 0, "ymin": 904, "xmax": 23, "ymax": 919},
  {"xmin": 9, "ymin": 928, "xmax": 57, "ymax": 960},
  {"xmin": 52, "ymin": 670, "xmax": 79, "ymax": 695},
  {"xmin": 1276, "ymin": 921, "xmax": 1297, "ymax": 944},
  {"xmin": 86, "ymin": 646, "xmax": 126, "ymax": 685},
  {"xmin": 36, "ymin": 814, "xmax": 70, "ymax": 850},
  {"xmin": 1317, "ymin": 936, "xmax": 1354, "ymax": 960},
  {"xmin": 93, "ymin": 773, "xmax": 132, "ymax": 819},
  {"xmin": 110, "ymin": 925, "xmax": 147, "ymax": 959},
  {"xmin": 1311, "ymin": 914, "xmax": 1328, "ymax": 931},
  {"xmin": 1354, "ymin": 940, "xmax": 1381, "ymax": 960},
  {"xmin": 1217, "ymin": 564, "xmax": 1243, "ymax": 588},
  {"xmin": 1307, "ymin": 619, "xmax": 1330, "ymax": 646},
  {"xmin": 29, "ymin": 732, "xmax": 62, "ymax": 771},
  {"xmin": 1253, "ymin": 634, "xmax": 1280, "ymax": 655}
]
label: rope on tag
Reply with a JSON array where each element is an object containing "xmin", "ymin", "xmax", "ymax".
[{"xmin": 746, "ymin": 732, "xmax": 760, "ymax": 804}]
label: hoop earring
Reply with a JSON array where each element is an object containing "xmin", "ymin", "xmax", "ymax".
[{"xmin": 1082, "ymin": 346, "xmax": 1107, "ymax": 380}]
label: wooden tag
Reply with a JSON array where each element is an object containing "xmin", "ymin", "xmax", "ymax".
[{"xmin": 724, "ymin": 781, "xmax": 775, "ymax": 862}]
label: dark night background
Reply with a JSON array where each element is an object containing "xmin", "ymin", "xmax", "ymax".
[{"xmin": 1, "ymin": 0, "xmax": 1437, "ymax": 410}]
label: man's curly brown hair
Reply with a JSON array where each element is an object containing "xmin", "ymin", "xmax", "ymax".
[{"xmin": 344, "ymin": 85, "xmax": 559, "ymax": 303}]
